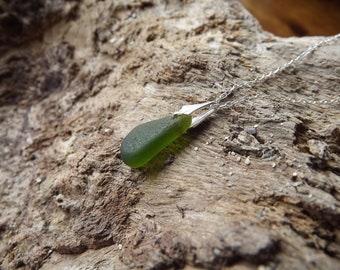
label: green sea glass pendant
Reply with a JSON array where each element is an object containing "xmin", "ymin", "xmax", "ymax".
[{"xmin": 120, "ymin": 114, "xmax": 192, "ymax": 168}]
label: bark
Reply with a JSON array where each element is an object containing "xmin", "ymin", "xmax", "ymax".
[{"xmin": 0, "ymin": 0, "xmax": 339, "ymax": 269}]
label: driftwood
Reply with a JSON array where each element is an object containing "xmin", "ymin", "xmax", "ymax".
[{"xmin": 0, "ymin": 0, "xmax": 339, "ymax": 269}]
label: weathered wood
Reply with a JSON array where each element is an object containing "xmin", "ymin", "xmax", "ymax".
[{"xmin": 0, "ymin": 0, "xmax": 339, "ymax": 269}]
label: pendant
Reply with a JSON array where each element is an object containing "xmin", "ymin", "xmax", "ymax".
[{"xmin": 120, "ymin": 114, "xmax": 192, "ymax": 168}]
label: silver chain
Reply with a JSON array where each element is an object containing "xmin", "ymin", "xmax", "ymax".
[
  {"xmin": 175, "ymin": 33, "xmax": 339, "ymax": 128},
  {"xmin": 214, "ymin": 33, "xmax": 340, "ymax": 110}
]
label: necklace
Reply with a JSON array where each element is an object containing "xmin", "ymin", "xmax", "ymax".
[{"xmin": 121, "ymin": 33, "xmax": 340, "ymax": 168}]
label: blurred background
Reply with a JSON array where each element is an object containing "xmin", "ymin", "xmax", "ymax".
[{"xmin": 238, "ymin": 0, "xmax": 340, "ymax": 36}]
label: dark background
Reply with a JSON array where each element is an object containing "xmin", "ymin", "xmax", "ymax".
[{"xmin": 239, "ymin": 0, "xmax": 340, "ymax": 36}]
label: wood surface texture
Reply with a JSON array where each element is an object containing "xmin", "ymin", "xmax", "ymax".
[{"xmin": 0, "ymin": 0, "xmax": 339, "ymax": 269}]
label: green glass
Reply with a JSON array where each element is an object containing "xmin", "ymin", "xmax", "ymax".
[{"xmin": 120, "ymin": 114, "xmax": 192, "ymax": 168}]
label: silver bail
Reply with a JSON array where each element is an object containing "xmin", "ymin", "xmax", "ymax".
[
  {"xmin": 191, "ymin": 108, "xmax": 216, "ymax": 128},
  {"xmin": 174, "ymin": 101, "xmax": 216, "ymax": 128},
  {"xmin": 174, "ymin": 101, "xmax": 214, "ymax": 115}
]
